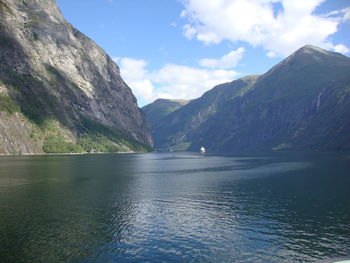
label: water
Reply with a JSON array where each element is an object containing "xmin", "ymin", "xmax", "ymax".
[{"xmin": 0, "ymin": 152, "xmax": 349, "ymax": 263}]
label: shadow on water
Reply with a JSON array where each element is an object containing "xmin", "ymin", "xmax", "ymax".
[
  {"xmin": 0, "ymin": 152, "xmax": 349, "ymax": 262},
  {"xmin": 0, "ymin": 154, "xmax": 140, "ymax": 262}
]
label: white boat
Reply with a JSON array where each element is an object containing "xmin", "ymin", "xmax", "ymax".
[{"xmin": 200, "ymin": 146, "xmax": 206, "ymax": 153}]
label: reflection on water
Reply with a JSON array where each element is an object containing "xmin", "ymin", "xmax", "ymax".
[{"xmin": 0, "ymin": 152, "xmax": 349, "ymax": 262}]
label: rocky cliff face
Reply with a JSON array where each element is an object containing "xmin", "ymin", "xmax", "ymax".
[
  {"xmin": 0, "ymin": 0, "xmax": 153, "ymax": 154},
  {"xmin": 150, "ymin": 45, "xmax": 350, "ymax": 152}
]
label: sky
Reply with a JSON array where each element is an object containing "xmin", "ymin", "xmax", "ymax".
[{"xmin": 56, "ymin": 0, "xmax": 350, "ymax": 107}]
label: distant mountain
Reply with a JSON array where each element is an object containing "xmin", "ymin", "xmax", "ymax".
[
  {"xmin": 0, "ymin": 0, "xmax": 153, "ymax": 154},
  {"xmin": 152, "ymin": 45, "xmax": 350, "ymax": 152},
  {"xmin": 142, "ymin": 99, "xmax": 189, "ymax": 128}
]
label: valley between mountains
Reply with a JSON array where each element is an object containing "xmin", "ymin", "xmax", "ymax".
[
  {"xmin": 1, "ymin": 0, "xmax": 349, "ymax": 154},
  {"xmin": 143, "ymin": 45, "xmax": 350, "ymax": 153}
]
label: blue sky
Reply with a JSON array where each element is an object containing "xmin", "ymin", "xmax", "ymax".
[{"xmin": 56, "ymin": 0, "xmax": 350, "ymax": 107}]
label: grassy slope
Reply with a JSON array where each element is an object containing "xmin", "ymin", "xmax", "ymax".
[
  {"xmin": 0, "ymin": 78, "xmax": 153, "ymax": 154},
  {"xmin": 142, "ymin": 99, "xmax": 189, "ymax": 128}
]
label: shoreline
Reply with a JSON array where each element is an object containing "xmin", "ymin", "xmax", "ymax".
[{"xmin": 0, "ymin": 151, "xmax": 149, "ymax": 157}]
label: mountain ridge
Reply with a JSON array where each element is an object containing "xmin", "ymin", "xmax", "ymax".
[
  {"xmin": 142, "ymin": 98, "xmax": 190, "ymax": 129},
  {"xmin": 147, "ymin": 45, "xmax": 350, "ymax": 152}
]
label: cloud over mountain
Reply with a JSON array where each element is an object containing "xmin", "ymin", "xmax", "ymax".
[
  {"xmin": 199, "ymin": 47, "xmax": 245, "ymax": 69},
  {"xmin": 114, "ymin": 57, "xmax": 239, "ymax": 105},
  {"xmin": 181, "ymin": 0, "xmax": 349, "ymax": 56}
]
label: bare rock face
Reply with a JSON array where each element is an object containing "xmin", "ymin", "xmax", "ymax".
[{"xmin": 0, "ymin": 0, "xmax": 153, "ymax": 154}]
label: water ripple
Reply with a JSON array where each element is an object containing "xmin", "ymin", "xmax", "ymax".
[{"xmin": 0, "ymin": 152, "xmax": 349, "ymax": 262}]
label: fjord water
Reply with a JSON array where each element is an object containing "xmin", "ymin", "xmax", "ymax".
[{"xmin": 0, "ymin": 152, "xmax": 349, "ymax": 263}]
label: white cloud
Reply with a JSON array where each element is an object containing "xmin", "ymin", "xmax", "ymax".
[
  {"xmin": 180, "ymin": 0, "xmax": 349, "ymax": 56},
  {"xmin": 266, "ymin": 51, "xmax": 278, "ymax": 58},
  {"xmin": 332, "ymin": 44, "xmax": 350, "ymax": 54},
  {"xmin": 114, "ymin": 57, "xmax": 148, "ymax": 81},
  {"xmin": 183, "ymin": 24, "xmax": 197, "ymax": 39},
  {"xmin": 322, "ymin": 42, "xmax": 350, "ymax": 54},
  {"xmin": 113, "ymin": 57, "xmax": 156, "ymax": 103},
  {"xmin": 150, "ymin": 64, "xmax": 238, "ymax": 99},
  {"xmin": 199, "ymin": 47, "xmax": 245, "ymax": 69},
  {"xmin": 324, "ymin": 7, "xmax": 350, "ymax": 23},
  {"xmin": 113, "ymin": 57, "xmax": 239, "ymax": 105},
  {"xmin": 342, "ymin": 7, "xmax": 350, "ymax": 22}
]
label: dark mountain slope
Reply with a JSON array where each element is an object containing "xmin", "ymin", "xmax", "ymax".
[
  {"xmin": 152, "ymin": 45, "xmax": 350, "ymax": 152},
  {"xmin": 152, "ymin": 75, "xmax": 260, "ymax": 150}
]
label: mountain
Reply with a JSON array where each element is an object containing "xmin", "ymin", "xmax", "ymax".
[
  {"xmin": 151, "ymin": 45, "xmax": 350, "ymax": 152},
  {"xmin": 142, "ymin": 99, "xmax": 189, "ymax": 128},
  {"xmin": 0, "ymin": 0, "xmax": 153, "ymax": 154}
]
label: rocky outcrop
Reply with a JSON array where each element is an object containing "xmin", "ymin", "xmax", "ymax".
[
  {"xmin": 0, "ymin": 0, "xmax": 153, "ymax": 154},
  {"xmin": 149, "ymin": 45, "xmax": 350, "ymax": 152}
]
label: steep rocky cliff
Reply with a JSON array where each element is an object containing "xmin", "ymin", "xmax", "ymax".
[
  {"xmin": 0, "ymin": 0, "xmax": 153, "ymax": 154},
  {"xmin": 149, "ymin": 45, "xmax": 350, "ymax": 152}
]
